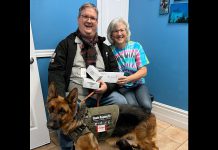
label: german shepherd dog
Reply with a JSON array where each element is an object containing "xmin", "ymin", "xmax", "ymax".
[{"xmin": 47, "ymin": 82, "xmax": 158, "ymax": 150}]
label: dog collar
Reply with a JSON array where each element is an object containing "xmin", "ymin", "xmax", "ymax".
[{"xmin": 67, "ymin": 124, "xmax": 91, "ymax": 143}]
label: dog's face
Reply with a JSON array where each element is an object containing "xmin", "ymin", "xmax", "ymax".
[{"xmin": 46, "ymin": 82, "xmax": 78, "ymax": 131}]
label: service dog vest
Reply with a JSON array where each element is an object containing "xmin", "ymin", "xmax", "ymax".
[
  {"xmin": 67, "ymin": 104, "xmax": 119, "ymax": 142},
  {"xmin": 84, "ymin": 105, "xmax": 119, "ymax": 141}
]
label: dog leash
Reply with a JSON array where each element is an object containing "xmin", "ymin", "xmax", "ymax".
[
  {"xmin": 80, "ymin": 90, "xmax": 101, "ymax": 107},
  {"xmin": 80, "ymin": 77, "xmax": 103, "ymax": 107}
]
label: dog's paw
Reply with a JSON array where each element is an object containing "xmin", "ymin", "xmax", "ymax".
[{"xmin": 116, "ymin": 139, "xmax": 133, "ymax": 150}]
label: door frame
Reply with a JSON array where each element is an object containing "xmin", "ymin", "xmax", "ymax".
[
  {"xmin": 30, "ymin": 23, "xmax": 50, "ymax": 149},
  {"xmin": 97, "ymin": 0, "xmax": 129, "ymax": 45}
]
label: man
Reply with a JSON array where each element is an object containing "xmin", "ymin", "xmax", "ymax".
[{"xmin": 48, "ymin": 3, "xmax": 127, "ymax": 150}]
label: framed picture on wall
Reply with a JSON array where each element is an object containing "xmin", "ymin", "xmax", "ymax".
[
  {"xmin": 174, "ymin": 0, "xmax": 188, "ymax": 1},
  {"xmin": 159, "ymin": 0, "xmax": 170, "ymax": 15},
  {"xmin": 168, "ymin": 3, "xmax": 188, "ymax": 23}
]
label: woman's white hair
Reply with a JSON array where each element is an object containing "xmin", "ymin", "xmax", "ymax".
[{"xmin": 107, "ymin": 17, "xmax": 131, "ymax": 45}]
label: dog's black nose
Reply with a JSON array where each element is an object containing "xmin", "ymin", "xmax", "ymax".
[{"xmin": 47, "ymin": 120, "xmax": 60, "ymax": 130}]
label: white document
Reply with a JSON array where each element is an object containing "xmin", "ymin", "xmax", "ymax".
[
  {"xmin": 80, "ymin": 68, "xmax": 87, "ymax": 78},
  {"xmin": 86, "ymin": 65, "xmax": 124, "ymax": 83},
  {"xmin": 100, "ymin": 72, "xmax": 124, "ymax": 83},
  {"xmin": 86, "ymin": 65, "xmax": 103, "ymax": 81},
  {"xmin": 82, "ymin": 77, "xmax": 100, "ymax": 89}
]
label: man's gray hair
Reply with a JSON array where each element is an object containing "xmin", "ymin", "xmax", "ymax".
[
  {"xmin": 107, "ymin": 17, "xmax": 131, "ymax": 45},
  {"xmin": 78, "ymin": 2, "xmax": 98, "ymax": 19}
]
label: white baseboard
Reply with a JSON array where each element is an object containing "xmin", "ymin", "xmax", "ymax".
[
  {"xmin": 34, "ymin": 49, "xmax": 55, "ymax": 58},
  {"xmin": 152, "ymin": 101, "xmax": 188, "ymax": 130}
]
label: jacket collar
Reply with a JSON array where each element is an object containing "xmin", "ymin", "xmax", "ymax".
[{"xmin": 75, "ymin": 36, "xmax": 82, "ymax": 44}]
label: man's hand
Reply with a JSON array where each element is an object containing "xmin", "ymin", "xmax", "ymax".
[{"xmin": 95, "ymin": 80, "xmax": 107, "ymax": 94}]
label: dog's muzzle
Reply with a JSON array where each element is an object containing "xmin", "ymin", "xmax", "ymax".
[{"xmin": 47, "ymin": 119, "xmax": 61, "ymax": 130}]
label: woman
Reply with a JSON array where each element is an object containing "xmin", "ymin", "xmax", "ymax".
[{"xmin": 107, "ymin": 17, "xmax": 152, "ymax": 113}]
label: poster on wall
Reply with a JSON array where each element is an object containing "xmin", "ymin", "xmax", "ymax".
[
  {"xmin": 159, "ymin": 0, "xmax": 170, "ymax": 15},
  {"xmin": 168, "ymin": 3, "xmax": 188, "ymax": 23},
  {"xmin": 174, "ymin": 0, "xmax": 188, "ymax": 1}
]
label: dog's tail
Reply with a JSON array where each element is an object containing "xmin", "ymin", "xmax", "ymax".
[{"xmin": 137, "ymin": 113, "xmax": 159, "ymax": 150}]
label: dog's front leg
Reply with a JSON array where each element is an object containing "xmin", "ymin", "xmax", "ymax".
[{"xmin": 75, "ymin": 132, "xmax": 99, "ymax": 150}]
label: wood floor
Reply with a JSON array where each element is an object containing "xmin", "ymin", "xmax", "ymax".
[{"xmin": 33, "ymin": 119, "xmax": 188, "ymax": 150}]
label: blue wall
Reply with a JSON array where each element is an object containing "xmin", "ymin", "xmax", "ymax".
[
  {"xmin": 129, "ymin": 0, "xmax": 188, "ymax": 110},
  {"xmin": 37, "ymin": 58, "xmax": 50, "ymax": 102}
]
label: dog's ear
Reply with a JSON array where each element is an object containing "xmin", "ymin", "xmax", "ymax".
[
  {"xmin": 48, "ymin": 81, "xmax": 58, "ymax": 100},
  {"xmin": 66, "ymin": 88, "xmax": 78, "ymax": 106}
]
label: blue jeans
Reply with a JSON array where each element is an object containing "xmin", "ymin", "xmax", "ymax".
[
  {"xmin": 57, "ymin": 91, "xmax": 127, "ymax": 150},
  {"xmin": 118, "ymin": 84, "xmax": 152, "ymax": 113},
  {"xmin": 85, "ymin": 91, "xmax": 127, "ymax": 107},
  {"xmin": 57, "ymin": 130, "xmax": 73, "ymax": 150}
]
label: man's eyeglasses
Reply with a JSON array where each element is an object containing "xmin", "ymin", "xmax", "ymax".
[{"xmin": 80, "ymin": 15, "xmax": 97, "ymax": 22}]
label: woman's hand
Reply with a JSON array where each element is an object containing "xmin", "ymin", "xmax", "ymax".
[
  {"xmin": 117, "ymin": 67, "xmax": 147, "ymax": 86},
  {"xmin": 117, "ymin": 76, "xmax": 129, "ymax": 86}
]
